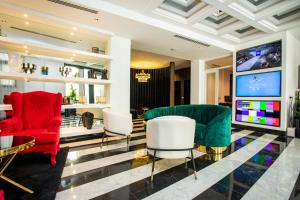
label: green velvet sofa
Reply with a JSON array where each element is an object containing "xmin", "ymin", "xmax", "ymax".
[{"xmin": 144, "ymin": 104, "xmax": 232, "ymax": 147}]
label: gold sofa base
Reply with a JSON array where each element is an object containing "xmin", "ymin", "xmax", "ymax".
[{"xmin": 196, "ymin": 145, "xmax": 227, "ymax": 154}]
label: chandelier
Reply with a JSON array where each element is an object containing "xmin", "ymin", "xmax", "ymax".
[{"xmin": 135, "ymin": 70, "xmax": 150, "ymax": 83}]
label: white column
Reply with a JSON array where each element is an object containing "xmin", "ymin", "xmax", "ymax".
[
  {"xmin": 107, "ymin": 36, "xmax": 131, "ymax": 113},
  {"xmin": 190, "ymin": 59, "xmax": 206, "ymax": 104}
]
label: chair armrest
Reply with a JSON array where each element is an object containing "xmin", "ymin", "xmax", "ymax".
[
  {"xmin": 0, "ymin": 118, "xmax": 18, "ymax": 134},
  {"xmin": 206, "ymin": 110, "xmax": 232, "ymax": 147},
  {"xmin": 47, "ymin": 116, "xmax": 62, "ymax": 132}
]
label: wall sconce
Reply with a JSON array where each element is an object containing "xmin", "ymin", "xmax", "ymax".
[
  {"xmin": 135, "ymin": 70, "xmax": 150, "ymax": 83},
  {"xmin": 59, "ymin": 66, "xmax": 72, "ymax": 77},
  {"xmin": 22, "ymin": 63, "xmax": 36, "ymax": 74}
]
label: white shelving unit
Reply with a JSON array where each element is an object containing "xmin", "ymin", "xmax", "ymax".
[
  {"xmin": 0, "ymin": 36, "xmax": 112, "ymax": 65},
  {"xmin": 61, "ymin": 104, "xmax": 110, "ymax": 109},
  {"xmin": 0, "ymin": 72, "xmax": 111, "ymax": 85},
  {"xmin": 0, "ymin": 36, "xmax": 114, "ymax": 138},
  {"xmin": 0, "ymin": 103, "xmax": 111, "ymax": 111}
]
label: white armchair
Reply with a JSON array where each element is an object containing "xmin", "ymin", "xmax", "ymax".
[
  {"xmin": 102, "ymin": 108, "xmax": 133, "ymax": 149},
  {"xmin": 146, "ymin": 116, "xmax": 197, "ymax": 181}
]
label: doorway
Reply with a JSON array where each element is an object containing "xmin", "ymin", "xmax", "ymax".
[
  {"xmin": 174, "ymin": 68, "xmax": 191, "ymax": 105},
  {"xmin": 206, "ymin": 70, "xmax": 218, "ymax": 104}
]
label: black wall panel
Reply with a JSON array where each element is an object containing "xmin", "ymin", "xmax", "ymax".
[{"xmin": 130, "ymin": 67, "xmax": 170, "ymax": 109}]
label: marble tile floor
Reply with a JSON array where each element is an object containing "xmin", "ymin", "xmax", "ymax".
[{"xmin": 56, "ymin": 120, "xmax": 300, "ymax": 200}]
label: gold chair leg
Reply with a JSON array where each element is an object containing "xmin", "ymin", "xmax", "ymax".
[
  {"xmin": 0, "ymin": 175, "xmax": 33, "ymax": 194},
  {"xmin": 0, "ymin": 153, "xmax": 34, "ymax": 194}
]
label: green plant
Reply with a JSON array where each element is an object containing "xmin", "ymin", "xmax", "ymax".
[{"xmin": 69, "ymin": 84, "xmax": 77, "ymax": 101}]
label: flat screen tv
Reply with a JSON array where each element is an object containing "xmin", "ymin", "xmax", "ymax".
[
  {"xmin": 236, "ymin": 71, "xmax": 281, "ymax": 97},
  {"xmin": 235, "ymin": 100, "xmax": 281, "ymax": 127},
  {"xmin": 236, "ymin": 40, "xmax": 281, "ymax": 72}
]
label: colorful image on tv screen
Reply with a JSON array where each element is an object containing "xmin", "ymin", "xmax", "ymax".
[
  {"xmin": 236, "ymin": 100, "xmax": 280, "ymax": 127},
  {"xmin": 236, "ymin": 71, "xmax": 281, "ymax": 97},
  {"xmin": 236, "ymin": 40, "xmax": 281, "ymax": 72}
]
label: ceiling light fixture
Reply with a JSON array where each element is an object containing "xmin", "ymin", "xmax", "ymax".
[
  {"xmin": 70, "ymin": 32, "xmax": 74, "ymax": 36},
  {"xmin": 258, "ymin": 19, "xmax": 278, "ymax": 32},
  {"xmin": 23, "ymin": 45, "xmax": 28, "ymax": 49},
  {"xmin": 23, "ymin": 14, "xmax": 28, "ymax": 18},
  {"xmin": 135, "ymin": 70, "xmax": 151, "ymax": 83},
  {"xmin": 72, "ymin": 27, "xmax": 77, "ymax": 31},
  {"xmin": 228, "ymin": 3, "xmax": 255, "ymax": 20},
  {"xmin": 25, "ymin": 21, "xmax": 30, "ymax": 25},
  {"xmin": 212, "ymin": 10, "xmax": 224, "ymax": 17}
]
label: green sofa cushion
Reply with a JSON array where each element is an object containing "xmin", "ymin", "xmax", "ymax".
[{"xmin": 195, "ymin": 123, "xmax": 206, "ymax": 146}]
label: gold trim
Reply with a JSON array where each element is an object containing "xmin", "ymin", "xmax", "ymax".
[
  {"xmin": 196, "ymin": 145, "xmax": 227, "ymax": 154},
  {"xmin": 0, "ymin": 138, "xmax": 35, "ymax": 157}
]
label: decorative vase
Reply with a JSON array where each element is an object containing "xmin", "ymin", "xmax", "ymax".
[{"xmin": 82, "ymin": 112, "xmax": 94, "ymax": 129}]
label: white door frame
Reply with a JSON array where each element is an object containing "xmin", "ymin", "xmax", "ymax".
[
  {"xmin": 205, "ymin": 65, "xmax": 232, "ymax": 105},
  {"xmin": 205, "ymin": 69, "xmax": 219, "ymax": 105}
]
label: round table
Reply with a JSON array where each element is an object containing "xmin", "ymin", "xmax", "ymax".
[{"xmin": 0, "ymin": 135, "xmax": 35, "ymax": 193}]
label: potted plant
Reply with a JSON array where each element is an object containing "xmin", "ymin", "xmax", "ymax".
[{"xmin": 69, "ymin": 84, "xmax": 77, "ymax": 103}]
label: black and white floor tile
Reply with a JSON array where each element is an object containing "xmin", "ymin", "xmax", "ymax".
[{"xmin": 56, "ymin": 119, "xmax": 300, "ymax": 200}]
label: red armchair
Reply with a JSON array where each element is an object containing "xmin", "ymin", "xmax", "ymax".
[
  {"xmin": 0, "ymin": 91, "xmax": 62, "ymax": 166},
  {"xmin": 4, "ymin": 94, "xmax": 12, "ymax": 119}
]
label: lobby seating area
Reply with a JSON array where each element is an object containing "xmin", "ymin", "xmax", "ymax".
[
  {"xmin": 1, "ymin": 0, "xmax": 300, "ymax": 199},
  {"xmin": 144, "ymin": 104, "xmax": 232, "ymax": 148}
]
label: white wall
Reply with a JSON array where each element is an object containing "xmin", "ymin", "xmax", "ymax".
[
  {"xmin": 286, "ymin": 31, "xmax": 300, "ymax": 101},
  {"xmin": 190, "ymin": 59, "xmax": 206, "ymax": 104},
  {"xmin": 107, "ymin": 36, "xmax": 131, "ymax": 113},
  {"xmin": 232, "ymin": 31, "xmax": 300, "ymax": 131}
]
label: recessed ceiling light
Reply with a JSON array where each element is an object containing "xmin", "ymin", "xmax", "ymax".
[
  {"xmin": 23, "ymin": 14, "xmax": 28, "ymax": 18},
  {"xmin": 70, "ymin": 32, "xmax": 74, "ymax": 36},
  {"xmin": 25, "ymin": 21, "xmax": 29, "ymax": 25},
  {"xmin": 25, "ymin": 50, "xmax": 28, "ymax": 53},
  {"xmin": 72, "ymin": 27, "xmax": 77, "ymax": 31},
  {"xmin": 23, "ymin": 45, "xmax": 28, "ymax": 49}
]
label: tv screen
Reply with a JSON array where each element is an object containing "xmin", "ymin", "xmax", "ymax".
[
  {"xmin": 236, "ymin": 71, "xmax": 281, "ymax": 97},
  {"xmin": 235, "ymin": 100, "xmax": 281, "ymax": 127},
  {"xmin": 236, "ymin": 40, "xmax": 281, "ymax": 72}
]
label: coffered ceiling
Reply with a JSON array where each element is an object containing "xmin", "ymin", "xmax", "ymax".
[
  {"xmin": 102, "ymin": 0, "xmax": 300, "ymax": 43},
  {"xmin": 0, "ymin": 0, "xmax": 300, "ymax": 62}
]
